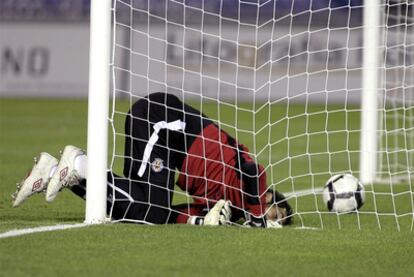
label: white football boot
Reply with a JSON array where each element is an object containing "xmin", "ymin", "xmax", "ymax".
[
  {"xmin": 12, "ymin": 153, "xmax": 59, "ymax": 207},
  {"xmin": 46, "ymin": 145, "xmax": 85, "ymax": 202}
]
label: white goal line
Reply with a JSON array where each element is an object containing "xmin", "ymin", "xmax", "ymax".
[
  {"xmin": 0, "ymin": 223, "xmax": 89, "ymax": 239},
  {"xmin": 284, "ymin": 188, "xmax": 324, "ymax": 198}
]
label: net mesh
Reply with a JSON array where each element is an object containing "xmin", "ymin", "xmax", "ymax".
[
  {"xmin": 378, "ymin": 1, "xmax": 414, "ymax": 183},
  {"xmin": 109, "ymin": 0, "xmax": 414, "ymax": 230}
]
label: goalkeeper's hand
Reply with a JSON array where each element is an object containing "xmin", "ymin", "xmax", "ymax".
[
  {"xmin": 265, "ymin": 219, "xmax": 282, "ymax": 229},
  {"xmin": 204, "ymin": 200, "xmax": 232, "ymax": 226},
  {"xmin": 243, "ymin": 215, "xmax": 283, "ymax": 229}
]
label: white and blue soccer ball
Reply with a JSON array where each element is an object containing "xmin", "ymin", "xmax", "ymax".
[{"xmin": 322, "ymin": 173, "xmax": 365, "ymax": 213}]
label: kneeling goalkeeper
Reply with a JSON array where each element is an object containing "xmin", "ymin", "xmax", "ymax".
[{"xmin": 12, "ymin": 93, "xmax": 292, "ymax": 227}]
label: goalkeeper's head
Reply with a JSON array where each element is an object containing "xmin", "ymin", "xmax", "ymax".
[{"xmin": 265, "ymin": 189, "xmax": 293, "ymax": 225}]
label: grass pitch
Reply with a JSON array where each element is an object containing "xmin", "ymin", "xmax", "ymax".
[{"xmin": 0, "ymin": 98, "xmax": 413, "ymax": 276}]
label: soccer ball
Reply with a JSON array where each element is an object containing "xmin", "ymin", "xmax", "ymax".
[{"xmin": 322, "ymin": 174, "xmax": 365, "ymax": 213}]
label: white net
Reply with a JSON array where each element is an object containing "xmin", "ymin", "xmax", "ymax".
[
  {"xmin": 109, "ymin": 0, "xmax": 414, "ymax": 230},
  {"xmin": 378, "ymin": 1, "xmax": 414, "ymax": 183}
]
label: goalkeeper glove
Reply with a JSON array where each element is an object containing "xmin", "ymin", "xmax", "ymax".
[
  {"xmin": 187, "ymin": 216, "xmax": 205, "ymax": 225},
  {"xmin": 244, "ymin": 214, "xmax": 283, "ymax": 229},
  {"xmin": 265, "ymin": 219, "xmax": 282, "ymax": 229},
  {"xmin": 243, "ymin": 214, "xmax": 266, "ymax": 228},
  {"xmin": 204, "ymin": 200, "xmax": 232, "ymax": 226}
]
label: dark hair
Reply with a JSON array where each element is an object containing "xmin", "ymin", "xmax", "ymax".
[{"xmin": 268, "ymin": 189, "xmax": 293, "ymax": 225}]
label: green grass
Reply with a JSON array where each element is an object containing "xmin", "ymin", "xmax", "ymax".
[
  {"xmin": 0, "ymin": 98, "xmax": 413, "ymax": 276},
  {"xmin": 1, "ymin": 225, "xmax": 413, "ymax": 277}
]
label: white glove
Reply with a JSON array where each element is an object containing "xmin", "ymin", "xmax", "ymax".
[
  {"xmin": 204, "ymin": 200, "xmax": 232, "ymax": 226},
  {"xmin": 266, "ymin": 219, "xmax": 282, "ymax": 229},
  {"xmin": 243, "ymin": 214, "xmax": 283, "ymax": 229}
]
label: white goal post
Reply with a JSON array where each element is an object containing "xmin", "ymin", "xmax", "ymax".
[
  {"xmin": 359, "ymin": 0, "xmax": 381, "ymax": 184},
  {"xmin": 85, "ymin": 0, "xmax": 112, "ymax": 224},
  {"xmin": 86, "ymin": 0, "xmax": 414, "ymax": 229}
]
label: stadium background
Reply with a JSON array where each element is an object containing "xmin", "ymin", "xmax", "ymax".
[{"xmin": 1, "ymin": 0, "xmax": 367, "ymax": 102}]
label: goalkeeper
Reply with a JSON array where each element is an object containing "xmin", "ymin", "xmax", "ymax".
[{"xmin": 12, "ymin": 92, "xmax": 292, "ymax": 227}]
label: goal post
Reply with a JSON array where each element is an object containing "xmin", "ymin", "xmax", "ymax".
[
  {"xmin": 359, "ymin": 0, "xmax": 382, "ymax": 185},
  {"xmin": 85, "ymin": 0, "xmax": 112, "ymax": 224}
]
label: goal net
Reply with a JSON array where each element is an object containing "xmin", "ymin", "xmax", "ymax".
[
  {"xmin": 377, "ymin": 1, "xmax": 414, "ymax": 184},
  {"xmin": 103, "ymin": 0, "xmax": 414, "ymax": 230}
]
